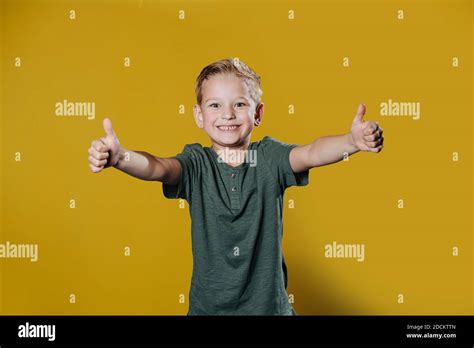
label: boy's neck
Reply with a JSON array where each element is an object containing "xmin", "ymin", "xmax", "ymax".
[{"xmin": 211, "ymin": 139, "xmax": 251, "ymax": 167}]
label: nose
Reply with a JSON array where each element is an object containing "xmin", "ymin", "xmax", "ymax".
[{"xmin": 221, "ymin": 105, "xmax": 236, "ymax": 120}]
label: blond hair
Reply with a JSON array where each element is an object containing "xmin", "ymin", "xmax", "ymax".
[{"xmin": 195, "ymin": 58, "xmax": 263, "ymax": 106}]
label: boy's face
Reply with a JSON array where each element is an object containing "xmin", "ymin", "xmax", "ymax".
[{"xmin": 193, "ymin": 73, "xmax": 263, "ymax": 149}]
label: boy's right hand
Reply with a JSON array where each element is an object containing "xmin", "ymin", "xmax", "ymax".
[{"xmin": 88, "ymin": 118, "xmax": 121, "ymax": 173}]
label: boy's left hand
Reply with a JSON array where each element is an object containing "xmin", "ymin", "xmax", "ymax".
[{"xmin": 349, "ymin": 104, "xmax": 384, "ymax": 153}]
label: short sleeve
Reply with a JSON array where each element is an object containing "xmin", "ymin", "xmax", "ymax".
[
  {"xmin": 260, "ymin": 136, "xmax": 309, "ymax": 191},
  {"xmin": 162, "ymin": 144, "xmax": 198, "ymax": 201}
]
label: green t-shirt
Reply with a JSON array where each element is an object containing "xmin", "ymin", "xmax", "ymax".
[{"xmin": 163, "ymin": 136, "xmax": 309, "ymax": 315}]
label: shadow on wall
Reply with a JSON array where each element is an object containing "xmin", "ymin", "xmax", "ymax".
[{"xmin": 289, "ymin": 253, "xmax": 371, "ymax": 316}]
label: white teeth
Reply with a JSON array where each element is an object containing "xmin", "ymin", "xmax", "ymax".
[{"xmin": 218, "ymin": 125, "xmax": 238, "ymax": 131}]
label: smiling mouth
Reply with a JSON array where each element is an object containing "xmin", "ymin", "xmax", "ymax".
[{"xmin": 217, "ymin": 125, "xmax": 240, "ymax": 131}]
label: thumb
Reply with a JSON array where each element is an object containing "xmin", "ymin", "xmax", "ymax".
[
  {"xmin": 352, "ymin": 103, "xmax": 366, "ymax": 124},
  {"xmin": 103, "ymin": 118, "xmax": 116, "ymax": 137}
]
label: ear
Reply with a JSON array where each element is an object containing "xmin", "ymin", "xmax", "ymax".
[
  {"xmin": 254, "ymin": 102, "xmax": 264, "ymax": 127},
  {"xmin": 193, "ymin": 104, "xmax": 204, "ymax": 128}
]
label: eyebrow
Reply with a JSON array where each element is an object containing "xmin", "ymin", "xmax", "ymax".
[{"xmin": 204, "ymin": 96, "xmax": 250, "ymax": 104}]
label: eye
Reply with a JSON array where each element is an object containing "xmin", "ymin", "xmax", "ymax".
[
  {"xmin": 236, "ymin": 102, "xmax": 246, "ymax": 107},
  {"xmin": 209, "ymin": 103, "xmax": 219, "ymax": 108}
]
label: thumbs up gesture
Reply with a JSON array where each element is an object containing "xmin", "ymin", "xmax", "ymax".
[
  {"xmin": 88, "ymin": 118, "xmax": 122, "ymax": 172},
  {"xmin": 349, "ymin": 104, "xmax": 384, "ymax": 153}
]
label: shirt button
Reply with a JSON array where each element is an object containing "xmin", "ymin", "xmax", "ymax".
[
  {"xmin": 231, "ymin": 186, "xmax": 237, "ymax": 192},
  {"xmin": 230, "ymin": 173, "xmax": 236, "ymax": 178}
]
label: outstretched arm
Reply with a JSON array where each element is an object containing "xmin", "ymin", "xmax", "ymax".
[
  {"xmin": 114, "ymin": 148, "xmax": 182, "ymax": 184},
  {"xmin": 289, "ymin": 104, "xmax": 384, "ymax": 173},
  {"xmin": 88, "ymin": 118, "xmax": 182, "ymax": 185}
]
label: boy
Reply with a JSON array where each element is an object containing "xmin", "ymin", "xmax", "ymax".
[{"xmin": 88, "ymin": 58, "xmax": 384, "ymax": 315}]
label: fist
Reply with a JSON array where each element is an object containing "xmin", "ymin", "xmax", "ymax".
[
  {"xmin": 350, "ymin": 104, "xmax": 384, "ymax": 153},
  {"xmin": 88, "ymin": 118, "xmax": 121, "ymax": 173}
]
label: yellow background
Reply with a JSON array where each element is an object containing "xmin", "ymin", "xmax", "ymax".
[{"xmin": 0, "ymin": 0, "xmax": 472, "ymax": 315}]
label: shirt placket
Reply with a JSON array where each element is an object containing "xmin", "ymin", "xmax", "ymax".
[{"xmin": 229, "ymin": 170, "xmax": 241, "ymax": 210}]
